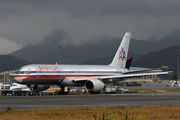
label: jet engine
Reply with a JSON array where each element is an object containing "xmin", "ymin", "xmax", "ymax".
[
  {"xmin": 85, "ymin": 80, "xmax": 105, "ymax": 92},
  {"xmin": 29, "ymin": 85, "xmax": 50, "ymax": 92}
]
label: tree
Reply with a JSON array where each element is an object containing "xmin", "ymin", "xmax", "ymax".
[{"xmin": 171, "ymin": 74, "xmax": 178, "ymax": 80}]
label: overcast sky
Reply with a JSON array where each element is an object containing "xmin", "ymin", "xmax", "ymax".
[{"xmin": 0, "ymin": 0, "xmax": 180, "ymax": 54}]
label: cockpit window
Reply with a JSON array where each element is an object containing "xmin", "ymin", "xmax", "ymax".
[
  {"xmin": 18, "ymin": 71, "xmax": 30, "ymax": 74},
  {"xmin": 19, "ymin": 71, "xmax": 25, "ymax": 74}
]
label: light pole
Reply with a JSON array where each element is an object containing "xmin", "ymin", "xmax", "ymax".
[
  {"xmin": 57, "ymin": 46, "xmax": 61, "ymax": 64},
  {"xmin": 176, "ymin": 49, "xmax": 180, "ymax": 80}
]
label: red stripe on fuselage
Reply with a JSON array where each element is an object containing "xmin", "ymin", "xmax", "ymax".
[{"xmin": 15, "ymin": 74, "xmax": 112, "ymax": 78}]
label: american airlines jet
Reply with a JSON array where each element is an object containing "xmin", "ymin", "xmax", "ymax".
[{"xmin": 13, "ymin": 33, "xmax": 170, "ymax": 93}]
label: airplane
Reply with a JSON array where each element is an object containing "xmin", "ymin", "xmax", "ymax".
[
  {"xmin": 12, "ymin": 32, "xmax": 170, "ymax": 94},
  {"xmin": 125, "ymin": 57, "xmax": 132, "ymax": 69},
  {"xmin": 10, "ymin": 83, "xmax": 31, "ymax": 92},
  {"xmin": 10, "ymin": 83, "xmax": 50, "ymax": 95},
  {"xmin": 10, "ymin": 57, "xmax": 132, "ymax": 95},
  {"xmin": 10, "ymin": 83, "xmax": 31, "ymax": 95}
]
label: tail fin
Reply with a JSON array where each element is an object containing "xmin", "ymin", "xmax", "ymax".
[
  {"xmin": 125, "ymin": 57, "xmax": 133, "ymax": 69},
  {"xmin": 110, "ymin": 32, "xmax": 131, "ymax": 68}
]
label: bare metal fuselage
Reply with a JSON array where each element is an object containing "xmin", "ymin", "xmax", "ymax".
[{"xmin": 14, "ymin": 64, "xmax": 127, "ymax": 86}]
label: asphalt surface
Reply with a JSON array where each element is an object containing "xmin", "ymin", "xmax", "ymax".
[{"xmin": 0, "ymin": 92, "xmax": 180, "ymax": 110}]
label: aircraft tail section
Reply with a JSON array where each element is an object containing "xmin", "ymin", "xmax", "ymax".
[
  {"xmin": 125, "ymin": 57, "xmax": 133, "ymax": 69},
  {"xmin": 110, "ymin": 32, "xmax": 131, "ymax": 68}
]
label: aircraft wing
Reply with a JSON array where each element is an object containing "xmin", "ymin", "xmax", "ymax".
[
  {"xmin": 123, "ymin": 69, "xmax": 161, "ymax": 74},
  {"xmin": 99, "ymin": 71, "xmax": 171, "ymax": 80},
  {"xmin": 72, "ymin": 71, "xmax": 171, "ymax": 82}
]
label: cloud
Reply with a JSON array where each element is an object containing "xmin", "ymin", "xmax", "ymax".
[
  {"xmin": 0, "ymin": 38, "xmax": 23, "ymax": 54},
  {"xmin": 0, "ymin": 0, "xmax": 180, "ymax": 54}
]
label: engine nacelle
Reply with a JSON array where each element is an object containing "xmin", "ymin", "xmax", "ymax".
[
  {"xmin": 30, "ymin": 85, "xmax": 50, "ymax": 92},
  {"xmin": 85, "ymin": 80, "xmax": 105, "ymax": 92}
]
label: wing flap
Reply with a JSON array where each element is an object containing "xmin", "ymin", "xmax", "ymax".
[{"xmin": 123, "ymin": 69, "xmax": 162, "ymax": 74}]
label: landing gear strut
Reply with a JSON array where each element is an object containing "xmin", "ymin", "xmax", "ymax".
[{"xmin": 59, "ymin": 86, "xmax": 65, "ymax": 95}]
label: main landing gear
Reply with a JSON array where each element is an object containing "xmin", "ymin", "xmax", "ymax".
[{"xmin": 59, "ymin": 86, "xmax": 68, "ymax": 95}]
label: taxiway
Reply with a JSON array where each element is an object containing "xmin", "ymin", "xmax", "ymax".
[{"xmin": 0, "ymin": 92, "xmax": 180, "ymax": 110}]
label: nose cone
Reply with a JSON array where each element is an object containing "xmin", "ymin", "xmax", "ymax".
[{"xmin": 14, "ymin": 76, "xmax": 23, "ymax": 84}]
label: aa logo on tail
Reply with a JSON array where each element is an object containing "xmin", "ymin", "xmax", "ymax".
[{"xmin": 119, "ymin": 48, "xmax": 126, "ymax": 60}]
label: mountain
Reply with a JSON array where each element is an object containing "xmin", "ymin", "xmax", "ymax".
[
  {"xmin": 132, "ymin": 45, "xmax": 180, "ymax": 79},
  {"xmin": 9, "ymin": 30, "xmax": 72, "ymax": 64},
  {"xmin": 82, "ymin": 53, "xmax": 142, "ymax": 65},
  {"xmin": 135, "ymin": 29, "xmax": 180, "ymax": 55},
  {"xmin": 10, "ymin": 30, "xmax": 154, "ymax": 64},
  {"xmin": 145, "ymin": 29, "xmax": 180, "ymax": 52},
  {"xmin": 10, "ymin": 29, "xmax": 180, "ymax": 65},
  {"xmin": 155, "ymin": 29, "xmax": 180, "ymax": 49},
  {"xmin": 147, "ymin": 30, "xmax": 172, "ymax": 41},
  {"xmin": 0, "ymin": 55, "xmax": 30, "ymax": 72}
]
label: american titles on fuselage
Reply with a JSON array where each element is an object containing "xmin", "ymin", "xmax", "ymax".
[{"xmin": 38, "ymin": 66, "xmax": 59, "ymax": 71}]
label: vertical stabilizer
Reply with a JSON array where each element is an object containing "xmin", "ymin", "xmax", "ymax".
[
  {"xmin": 110, "ymin": 32, "xmax": 131, "ymax": 68},
  {"xmin": 125, "ymin": 57, "xmax": 133, "ymax": 69}
]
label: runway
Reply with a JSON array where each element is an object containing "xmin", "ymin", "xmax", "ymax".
[{"xmin": 1, "ymin": 92, "xmax": 180, "ymax": 110}]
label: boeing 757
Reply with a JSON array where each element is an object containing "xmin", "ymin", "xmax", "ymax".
[{"xmin": 13, "ymin": 33, "xmax": 170, "ymax": 93}]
